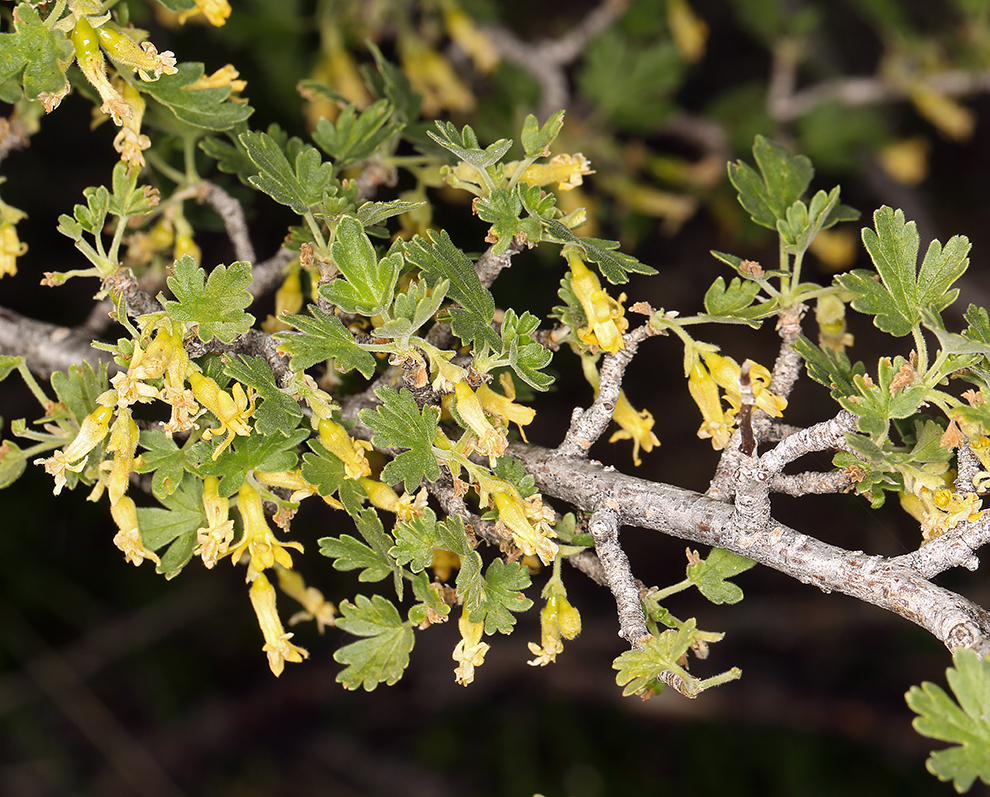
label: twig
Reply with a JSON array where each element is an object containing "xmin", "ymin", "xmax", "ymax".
[
  {"xmin": 511, "ymin": 442, "xmax": 990, "ymax": 655},
  {"xmin": 0, "ymin": 304, "xmax": 116, "ymax": 378},
  {"xmin": 199, "ymin": 182, "xmax": 256, "ymax": 265},
  {"xmin": 587, "ymin": 496, "xmax": 649, "ymax": 648}
]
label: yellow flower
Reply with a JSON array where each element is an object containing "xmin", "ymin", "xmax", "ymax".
[
  {"xmin": 452, "ymin": 610, "xmax": 489, "ymax": 685},
  {"xmin": 184, "ymin": 64, "xmax": 246, "ymax": 96},
  {"xmin": 608, "ymin": 391, "xmax": 659, "ymax": 466},
  {"xmin": 104, "ymin": 407, "xmax": 139, "ymax": 506},
  {"xmin": 491, "ymin": 486, "xmax": 557, "ymax": 565},
  {"xmin": 527, "ymin": 594, "xmax": 582, "ymax": 666},
  {"xmin": 110, "ymin": 495, "xmax": 161, "ymax": 567},
  {"xmin": 194, "ymin": 476, "xmax": 235, "ymax": 568},
  {"xmin": 275, "ymin": 565, "xmax": 337, "ymax": 634},
  {"xmin": 228, "ymin": 482, "xmax": 303, "ymax": 576},
  {"xmin": 249, "ymin": 572, "xmax": 309, "ymax": 677},
  {"xmin": 71, "ymin": 16, "xmax": 132, "ymax": 125},
  {"xmin": 35, "ymin": 405, "xmax": 114, "ymax": 495},
  {"xmin": 0, "ymin": 221, "xmax": 27, "ymax": 277},
  {"xmin": 476, "ymin": 374, "xmax": 535, "ymax": 441},
  {"xmin": 177, "ymin": 0, "xmax": 232, "ymax": 27},
  {"xmin": 453, "ymin": 381, "xmax": 508, "ymax": 466},
  {"xmin": 318, "ymin": 418, "xmax": 373, "ymax": 480},
  {"xmin": 399, "ymin": 34, "xmax": 474, "ymax": 116},
  {"xmin": 816, "ymin": 295, "xmax": 854, "ymax": 353},
  {"xmin": 565, "ymin": 247, "xmax": 628, "ymax": 354},
  {"xmin": 95, "ymin": 22, "xmax": 178, "ymax": 82},
  {"xmin": 443, "ymin": 2, "xmax": 499, "ymax": 72},
  {"xmin": 703, "ymin": 352, "xmax": 786, "ymax": 418},
  {"xmin": 688, "ymin": 359, "xmax": 735, "ymax": 450},
  {"xmin": 506, "ymin": 153, "xmax": 595, "ymax": 191},
  {"xmin": 431, "ymin": 548, "xmax": 460, "ymax": 582},
  {"xmin": 187, "ymin": 371, "xmax": 255, "ymax": 459},
  {"xmin": 361, "ymin": 478, "xmax": 427, "ymax": 521}
]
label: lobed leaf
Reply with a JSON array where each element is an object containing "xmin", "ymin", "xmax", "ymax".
[
  {"xmin": 162, "ymin": 255, "xmax": 255, "ymax": 344},
  {"xmin": 359, "ymin": 387, "xmax": 440, "ymax": 492},
  {"xmin": 334, "ymin": 594, "xmax": 415, "ymax": 691},
  {"xmin": 321, "ymin": 216, "xmax": 402, "ymax": 316}
]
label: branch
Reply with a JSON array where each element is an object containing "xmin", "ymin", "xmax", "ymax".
[
  {"xmin": 511, "ymin": 442, "xmax": 990, "ymax": 655},
  {"xmin": 0, "ymin": 305, "xmax": 115, "ymax": 378}
]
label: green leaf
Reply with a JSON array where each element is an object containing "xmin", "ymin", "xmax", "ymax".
[
  {"xmin": 0, "ymin": 356, "xmax": 24, "ymax": 383},
  {"xmin": 474, "ymin": 187, "xmax": 543, "ymax": 256},
  {"xmin": 107, "ymin": 162, "xmax": 157, "ymax": 219},
  {"xmin": 839, "ymin": 355, "xmax": 930, "ymax": 438},
  {"xmin": 686, "ymin": 548, "xmax": 756, "ymax": 604},
  {"xmin": 321, "ymin": 216, "xmax": 402, "ymax": 316},
  {"xmin": 162, "ymin": 255, "xmax": 255, "ymax": 343},
  {"xmin": 390, "ymin": 510, "xmax": 443, "ymax": 574},
  {"xmin": 427, "ymin": 121, "xmax": 513, "ymax": 173},
  {"xmin": 50, "ymin": 361, "xmax": 109, "ymax": 424},
  {"xmin": 193, "ymin": 427, "xmax": 309, "ymax": 498},
  {"xmin": 359, "ymin": 387, "xmax": 440, "ymax": 492},
  {"xmin": 539, "ymin": 218, "xmax": 656, "ymax": 284},
  {"xmin": 497, "ymin": 308, "xmax": 554, "ymax": 391},
  {"xmin": 404, "ymin": 229, "xmax": 500, "ymax": 350},
  {"xmin": 276, "ymin": 305, "xmax": 377, "ymax": 378},
  {"xmin": 223, "ymin": 355, "xmax": 303, "ymax": 437},
  {"xmin": 377, "ymin": 278, "xmax": 448, "ymax": 340},
  {"xmin": 465, "ymin": 558, "xmax": 533, "ymax": 635},
  {"xmin": 333, "ymin": 594, "xmax": 415, "ymax": 691},
  {"xmin": 1, "ymin": 4, "xmax": 74, "ymax": 102},
  {"xmin": 702, "ymin": 276, "xmax": 774, "ymax": 326},
  {"xmin": 137, "ymin": 62, "xmax": 253, "ymax": 131},
  {"xmin": 356, "ymin": 199, "xmax": 426, "ymax": 230},
  {"xmin": 907, "ymin": 648, "xmax": 990, "ymax": 793},
  {"xmin": 134, "ymin": 429, "xmax": 189, "ymax": 500},
  {"xmin": 320, "ymin": 508, "xmax": 404, "ymax": 598},
  {"xmin": 613, "ymin": 621, "xmax": 696, "ymax": 697},
  {"xmin": 728, "ymin": 135, "xmax": 814, "ymax": 229},
  {"xmin": 838, "ymin": 207, "xmax": 970, "ymax": 336},
  {"xmin": 0, "ymin": 440, "xmax": 27, "ymax": 489},
  {"xmin": 776, "ymin": 187, "xmax": 841, "ymax": 255},
  {"xmin": 312, "ymin": 99, "xmax": 403, "ymax": 171},
  {"xmin": 408, "ymin": 571, "xmax": 451, "ymax": 625},
  {"xmin": 521, "ymin": 110, "xmax": 565, "ymax": 157},
  {"xmin": 240, "ymin": 130, "xmax": 334, "ymax": 214},
  {"xmin": 792, "ymin": 334, "xmax": 863, "ymax": 397},
  {"xmin": 136, "ymin": 474, "xmax": 206, "ymax": 580}
]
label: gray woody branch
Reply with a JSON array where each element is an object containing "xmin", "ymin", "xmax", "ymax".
[{"xmin": 512, "ymin": 440, "xmax": 990, "ymax": 657}]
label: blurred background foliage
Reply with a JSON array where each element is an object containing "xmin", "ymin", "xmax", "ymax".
[{"xmin": 3, "ymin": 0, "xmax": 990, "ymax": 794}]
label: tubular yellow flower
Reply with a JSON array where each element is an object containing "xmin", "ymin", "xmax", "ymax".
[
  {"xmin": 608, "ymin": 390, "xmax": 659, "ymax": 467},
  {"xmin": 194, "ymin": 476, "xmax": 235, "ymax": 568},
  {"xmin": 95, "ymin": 23, "xmax": 177, "ymax": 82},
  {"xmin": 318, "ymin": 418, "xmax": 373, "ymax": 480},
  {"xmin": 183, "ymin": 64, "xmax": 246, "ymax": 96},
  {"xmin": 453, "ymin": 381, "xmax": 508, "ymax": 465},
  {"xmin": 249, "ymin": 572, "xmax": 309, "ymax": 677},
  {"xmin": 71, "ymin": 16, "xmax": 132, "ymax": 125},
  {"xmin": 527, "ymin": 594, "xmax": 582, "ymax": 666},
  {"xmin": 360, "ymin": 478, "xmax": 427, "ymax": 521},
  {"xmin": 105, "ymin": 407, "xmax": 139, "ymax": 507},
  {"xmin": 443, "ymin": 3, "xmax": 499, "ymax": 72},
  {"xmin": 702, "ymin": 352, "xmax": 786, "ymax": 418},
  {"xmin": 565, "ymin": 248, "xmax": 628, "ymax": 354},
  {"xmin": 275, "ymin": 565, "xmax": 337, "ymax": 634},
  {"xmin": 187, "ymin": 371, "xmax": 255, "ymax": 459},
  {"xmin": 688, "ymin": 359, "xmax": 734, "ymax": 450},
  {"xmin": 35, "ymin": 405, "xmax": 114, "ymax": 495},
  {"xmin": 452, "ymin": 610, "xmax": 489, "ymax": 686},
  {"xmin": 228, "ymin": 482, "xmax": 303, "ymax": 575},
  {"xmin": 476, "ymin": 377, "xmax": 535, "ymax": 441},
  {"xmin": 111, "ymin": 495, "xmax": 161, "ymax": 567},
  {"xmin": 507, "ymin": 153, "xmax": 595, "ymax": 191},
  {"xmin": 177, "ymin": 0, "xmax": 232, "ymax": 27},
  {"xmin": 399, "ymin": 34, "xmax": 474, "ymax": 116},
  {"xmin": 491, "ymin": 487, "xmax": 558, "ymax": 566},
  {"xmin": 0, "ymin": 221, "xmax": 27, "ymax": 277},
  {"xmin": 431, "ymin": 548, "xmax": 460, "ymax": 582}
]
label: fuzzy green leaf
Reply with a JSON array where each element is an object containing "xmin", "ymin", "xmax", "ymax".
[
  {"xmin": 428, "ymin": 121, "xmax": 513, "ymax": 172},
  {"xmin": 792, "ymin": 334, "xmax": 863, "ymax": 397},
  {"xmin": 474, "ymin": 187, "xmax": 544, "ymax": 256},
  {"xmin": 838, "ymin": 207, "xmax": 970, "ymax": 336},
  {"xmin": 404, "ymin": 229, "xmax": 500, "ymax": 350},
  {"xmin": 162, "ymin": 255, "xmax": 255, "ymax": 343},
  {"xmin": 134, "ymin": 429, "xmax": 189, "ymax": 500},
  {"xmin": 319, "ymin": 509, "xmax": 400, "ymax": 593},
  {"xmin": 464, "ymin": 558, "xmax": 533, "ymax": 635},
  {"xmin": 359, "ymin": 387, "xmax": 440, "ymax": 492},
  {"xmin": 356, "ymin": 199, "xmax": 426, "ymax": 230},
  {"xmin": 0, "ymin": 4, "xmax": 74, "ymax": 102},
  {"xmin": 137, "ymin": 62, "xmax": 253, "ymax": 131},
  {"xmin": 838, "ymin": 355, "xmax": 930, "ymax": 438},
  {"xmin": 0, "ymin": 440, "xmax": 26, "ymax": 489},
  {"xmin": 136, "ymin": 474, "xmax": 206, "ymax": 580},
  {"xmin": 613, "ymin": 621, "xmax": 697, "ymax": 697},
  {"xmin": 334, "ymin": 594, "xmax": 415, "ymax": 691},
  {"xmin": 497, "ymin": 308, "xmax": 554, "ymax": 391},
  {"xmin": 320, "ymin": 216, "xmax": 402, "ymax": 316},
  {"xmin": 728, "ymin": 135, "xmax": 814, "ymax": 229},
  {"xmin": 907, "ymin": 648, "xmax": 990, "ymax": 793},
  {"xmin": 107, "ymin": 162, "xmax": 157, "ymax": 219},
  {"xmin": 539, "ymin": 218, "xmax": 656, "ymax": 284},
  {"xmin": 193, "ymin": 427, "xmax": 309, "ymax": 498},
  {"xmin": 408, "ymin": 571, "xmax": 452, "ymax": 625},
  {"xmin": 50, "ymin": 361, "xmax": 109, "ymax": 424},
  {"xmin": 240, "ymin": 130, "xmax": 334, "ymax": 214},
  {"xmin": 222, "ymin": 355, "xmax": 303, "ymax": 437},
  {"xmin": 520, "ymin": 110, "xmax": 565, "ymax": 157},
  {"xmin": 312, "ymin": 99, "xmax": 403, "ymax": 171},
  {"xmin": 702, "ymin": 276, "xmax": 774, "ymax": 326},
  {"xmin": 276, "ymin": 305, "xmax": 377, "ymax": 378},
  {"xmin": 686, "ymin": 548, "xmax": 756, "ymax": 604}
]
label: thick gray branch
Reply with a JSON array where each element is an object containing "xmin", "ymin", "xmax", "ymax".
[
  {"xmin": 0, "ymin": 305, "xmax": 114, "ymax": 378},
  {"xmin": 512, "ymin": 443, "xmax": 990, "ymax": 655}
]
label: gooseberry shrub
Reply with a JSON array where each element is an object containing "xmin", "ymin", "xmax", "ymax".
[{"xmin": 2, "ymin": 1, "xmax": 990, "ymax": 792}]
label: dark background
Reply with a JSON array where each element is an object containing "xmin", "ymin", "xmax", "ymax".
[{"xmin": 2, "ymin": 1, "xmax": 990, "ymax": 794}]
